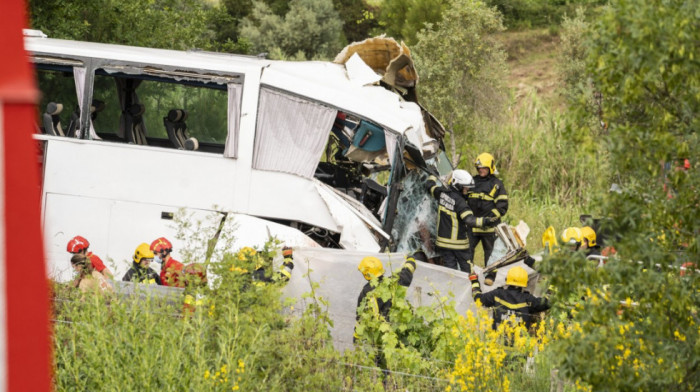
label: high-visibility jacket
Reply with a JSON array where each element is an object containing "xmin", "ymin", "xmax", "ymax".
[
  {"xmin": 356, "ymin": 256, "xmax": 416, "ymax": 321},
  {"xmin": 471, "ymin": 278, "xmax": 550, "ymax": 330},
  {"xmin": 252, "ymin": 255, "xmax": 294, "ymax": 285},
  {"xmin": 426, "ymin": 176, "xmax": 481, "ymax": 250},
  {"xmin": 467, "ymin": 174, "xmax": 508, "ymax": 234},
  {"xmin": 122, "ymin": 263, "xmax": 161, "ymax": 285}
]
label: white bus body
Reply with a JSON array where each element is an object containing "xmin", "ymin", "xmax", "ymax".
[{"xmin": 27, "ymin": 35, "xmax": 451, "ymax": 282}]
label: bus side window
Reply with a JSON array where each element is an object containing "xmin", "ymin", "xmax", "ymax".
[{"xmin": 35, "ymin": 66, "xmax": 78, "ymax": 135}]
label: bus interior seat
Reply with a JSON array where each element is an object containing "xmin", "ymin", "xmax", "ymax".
[
  {"xmin": 163, "ymin": 109, "xmax": 188, "ymax": 149},
  {"xmin": 42, "ymin": 102, "xmax": 65, "ymax": 136},
  {"xmin": 184, "ymin": 137, "xmax": 199, "ymax": 151},
  {"xmin": 91, "ymin": 100, "xmax": 105, "ymax": 120},
  {"xmin": 66, "ymin": 106, "xmax": 80, "ymax": 137},
  {"xmin": 124, "ymin": 103, "xmax": 147, "ymax": 145},
  {"xmin": 164, "ymin": 109, "xmax": 198, "ymax": 151},
  {"xmin": 67, "ymin": 100, "xmax": 105, "ymax": 138}
]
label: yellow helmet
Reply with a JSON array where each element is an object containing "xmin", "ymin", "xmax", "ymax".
[
  {"xmin": 581, "ymin": 226, "xmax": 597, "ymax": 247},
  {"xmin": 561, "ymin": 227, "xmax": 583, "ymax": 246},
  {"xmin": 506, "ymin": 266, "xmax": 528, "ymax": 287},
  {"xmin": 133, "ymin": 242, "xmax": 155, "ymax": 264},
  {"xmin": 475, "ymin": 152, "xmax": 496, "ymax": 175},
  {"xmin": 358, "ymin": 256, "xmax": 384, "ymax": 280}
]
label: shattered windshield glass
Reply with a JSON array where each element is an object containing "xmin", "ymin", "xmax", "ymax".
[{"xmin": 392, "ymin": 170, "xmax": 438, "ymax": 257}]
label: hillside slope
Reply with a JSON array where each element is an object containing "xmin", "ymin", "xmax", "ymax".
[{"xmin": 499, "ymin": 28, "xmax": 562, "ymax": 109}]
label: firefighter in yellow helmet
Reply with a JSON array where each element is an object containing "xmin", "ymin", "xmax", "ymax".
[
  {"xmin": 580, "ymin": 226, "xmax": 601, "ymax": 257},
  {"xmin": 561, "ymin": 227, "xmax": 583, "ymax": 251},
  {"xmin": 356, "ymin": 251, "xmax": 422, "ymax": 326},
  {"xmin": 469, "ymin": 266, "xmax": 550, "ymax": 330},
  {"xmin": 355, "ymin": 251, "xmax": 423, "ymax": 381},
  {"xmin": 122, "ymin": 243, "xmax": 161, "ymax": 285},
  {"xmin": 468, "ymin": 153, "xmax": 509, "ymax": 265}
]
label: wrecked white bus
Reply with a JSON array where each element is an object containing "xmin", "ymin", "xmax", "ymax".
[{"xmin": 27, "ymin": 32, "xmax": 454, "ymax": 281}]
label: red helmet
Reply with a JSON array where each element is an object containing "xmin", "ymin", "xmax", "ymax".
[
  {"xmin": 150, "ymin": 237, "xmax": 173, "ymax": 253},
  {"xmin": 67, "ymin": 235, "xmax": 90, "ymax": 253}
]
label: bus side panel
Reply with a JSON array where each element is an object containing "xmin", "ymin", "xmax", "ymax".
[
  {"xmin": 41, "ymin": 138, "xmax": 239, "ymax": 212},
  {"xmin": 44, "ymin": 192, "xmax": 219, "ymax": 282}
]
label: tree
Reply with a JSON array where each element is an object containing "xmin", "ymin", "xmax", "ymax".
[
  {"xmin": 333, "ymin": 0, "xmax": 379, "ymax": 44},
  {"xmin": 376, "ymin": 0, "xmax": 450, "ymax": 45},
  {"xmin": 413, "ymin": 0, "xmax": 507, "ymax": 164},
  {"xmin": 240, "ymin": 0, "xmax": 344, "ymax": 60},
  {"xmin": 29, "ymin": 0, "xmax": 215, "ymax": 50},
  {"xmin": 545, "ymin": 0, "xmax": 700, "ymax": 389}
]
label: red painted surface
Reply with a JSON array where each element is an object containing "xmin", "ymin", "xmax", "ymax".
[{"xmin": 0, "ymin": 0, "xmax": 52, "ymax": 391}]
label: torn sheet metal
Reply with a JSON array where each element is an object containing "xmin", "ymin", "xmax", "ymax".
[
  {"xmin": 344, "ymin": 53, "xmax": 382, "ymax": 87},
  {"xmin": 314, "ymin": 180, "xmax": 386, "ymax": 251},
  {"xmin": 334, "ymin": 36, "xmax": 418, "ymax": 91},
  {"xmin": 399, "ymin": 100, "xmax": 440, "ymax": 159}
]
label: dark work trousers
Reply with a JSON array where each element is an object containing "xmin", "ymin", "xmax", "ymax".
[
  {"xmin": 438, "ymin": 248, "xmax": 472, "ymax": 273},
  {"xmin": 468, "ymin": 230, "xmax": 497, "ymax": 265}
]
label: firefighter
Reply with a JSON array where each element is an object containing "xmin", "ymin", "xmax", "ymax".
[
  {"xmin": 122, "ymin": 243, "xmax": 161, "ymax": 285},
  {"xmin": 227, "ymin": 246, "xmax": 294, "ymax": 290},
  {"xmin": 580, "ymin": 226, "xmax": 601, "ymax": 257},
  {"xmin": 70, "ymin": 254, "xmax": 113, "ymax": 294},
  {"xmin": 150, "ymin": 237, "xmax": 184, "ymax": 287},
  {"xmin": 426, "ymin": 170, "xmax": 497, "ymax": 273},
  {"xmin": 469, "ymin": 266, "xmax": 550, "ymax": 331},
  {"xmin": 355, "ymin": 251, "xmax": 422, "ymax": 382},
  {"xmin": 356, "ymin": 251, "xmax": 422, "ymax": 322},
  {"xmin": 561, "ymin": 227, "xmax": 583, "ymax": 251},
  {"xmin": 251, "ymin": 246, "xmax": 295, "ymax": 284},
  {"xmin": 467, "ymin": 153, "xmax": 509, "ymax": 266},
  {"xmin": 66, "ymin": 235, "xmax": 114, "ymax": 279}
]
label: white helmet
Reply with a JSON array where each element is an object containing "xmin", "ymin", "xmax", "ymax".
[{"xmin": 449, "ymin": 169, "xmax": 474, "ymax": 192}]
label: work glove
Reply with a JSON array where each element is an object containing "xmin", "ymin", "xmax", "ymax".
[
  {"xmin": 484, "ymin": 216, "xmax": 500, "ymax": 227},
  {"xmin": 411, "ymin": 250, "xmax": 428, "ymax": 263},
  {"xmin": 524, "ymin": 255, "xmax": 536, "ymax": 268},
  {"xmin": 484, "ymin": 269, "xmax": 497, "ymax": 286}
]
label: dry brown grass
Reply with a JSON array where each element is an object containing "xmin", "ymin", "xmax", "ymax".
[{"xmin": 497, "ymin": 28, "xmax": 565, "ymax": 110}]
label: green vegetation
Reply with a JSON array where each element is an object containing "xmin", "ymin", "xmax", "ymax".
[
  {"xmin": 543, "ymin": 0, "xmax": 700, "ymax": 389},
  {"xmin": 54, "ymin": 236, "xmax": 584, "ymax": 391},
  {"xmin": 414, "ymin": 0, "xmax": 507, "ymax": 169},
  {"xmin": 239, "ymin": 0, "xmax": 345, "ymax": 60},
  {"xmin": 53, "ymin": 242, "xmax": 342, "ymax": 391}
]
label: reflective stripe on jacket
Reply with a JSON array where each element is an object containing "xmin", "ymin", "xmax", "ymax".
[
  {"xmin": 471, "ymin": 278, "xmax": 549, "ymax": 330},
  {"xmin": 426, "ymin": 176, "xmax": 479, "ymax": 249},
  {"xmin": 122, "ymin": 263, "xmax": 161, "ymax": 285},
  {"xmin": 468, "ymin": 174, "xmax": 508, "ymax": 233},
  {"xmin": 356, "ymin": 257, "xmax": 416, "ymax": 321}
]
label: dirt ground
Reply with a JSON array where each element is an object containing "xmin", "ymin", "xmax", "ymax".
[{"xmin": 498, "ymin": 28, "xmax": 564, "ymax": 110}]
